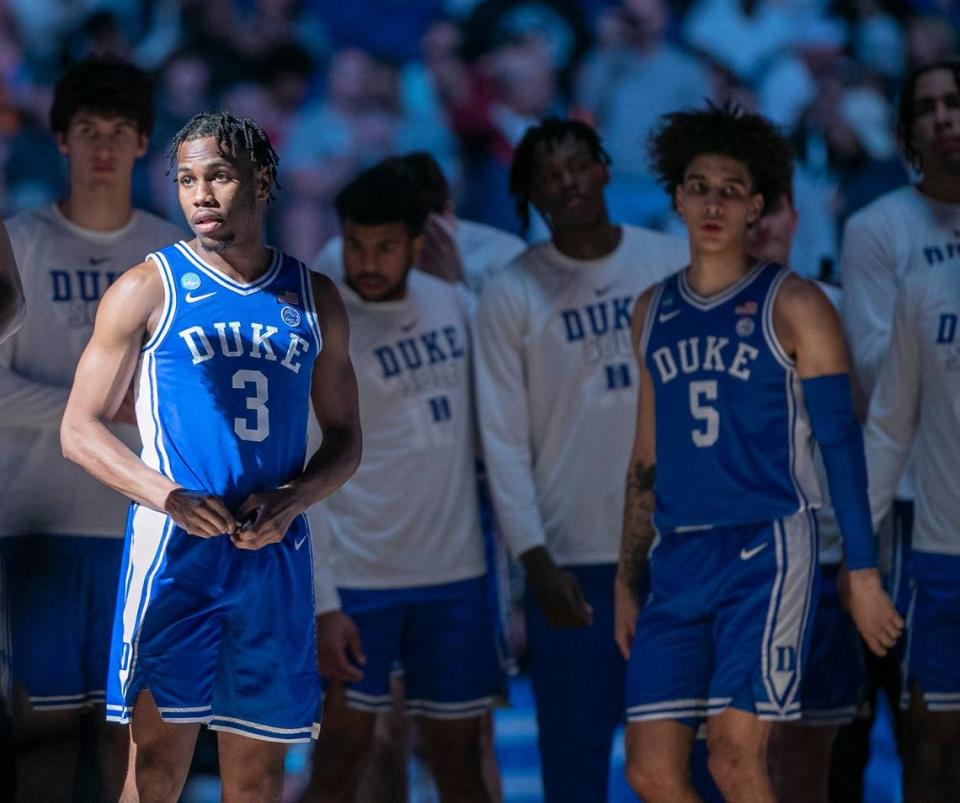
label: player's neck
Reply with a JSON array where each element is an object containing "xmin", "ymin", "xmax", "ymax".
[
  {"xmin": 685, "ymin": 249, "xmax": 753, "ymax": 297},
  {"xmin": 190, "ymin": 237, "xmax": 273, "ymax": 284},
  {"xmin": 917, "ymin": 169, "xmax": 960, "ymax": 204},
  {"xmin": 551, "ymin": 222, "xmax": 621, "ymax": 261},
  {"xmin": 58, "ymin": 188, "xmax": 134, "ymax": 233}
]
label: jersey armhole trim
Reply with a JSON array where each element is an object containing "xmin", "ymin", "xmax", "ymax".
[
  {"xmin": 639, "ymin": 282, "xmax": 666, "ymax": 360},
  {"xmin": 763, "ymin": 267, "xmax": 795, "ymax": 370},
  {"xmin": 141, "ymin": 252, "xmax": 177, "ymax": 354},
  {"xmin": 299, "ymin": 261, "xmax": 323, "ymax": 352}
]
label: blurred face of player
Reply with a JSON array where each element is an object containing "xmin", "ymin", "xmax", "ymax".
[
  {"xmin": 675, "ymin": 154, "xmax": 764, "ymax": 256},
  {"xmin": 342, "ymin": 220, "xmax": 422, "ymax": 303},
  {"xmin": 747, "ymin": 192, "xmax": 797, "ymax": 265},
  {"xmin": 57, "ymin": 111, "xmax": 147, "ymax": 190},
  {"xmin": 529, "ymin": 135, "xmax": 609, "ymax": 232},
  {"xmin": 910, "ymin": 68, "xmax": 960, "ymax": 173},
  {"xmin": 176, "ymin": 136, "xmax": 270, "ymax": 252}
]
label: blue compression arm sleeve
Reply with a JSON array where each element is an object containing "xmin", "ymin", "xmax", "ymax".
[{"xmin": 802, "ymin": 373, "xmax": 876, "ymax": 570}]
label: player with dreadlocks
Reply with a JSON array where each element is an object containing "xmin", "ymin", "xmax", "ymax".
[
  {"xmin": 615, "ymin": 105, "xmax": 902, "ymax": 803},
  {"xmin": 474, "ymin": 117, "xmax": 687, "ymax": 801},
  {"xmin": 60, "ymin": 110, "xmax": 362, "ymax": 799}
]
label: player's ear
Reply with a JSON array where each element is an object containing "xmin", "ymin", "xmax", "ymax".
[
  {"xmin": 747, "ymin": 193, "xmax": 764, "ymax": 226},
  {"xmin": 674, "ymin": 183, "xmax": 686, "ymax": 218},
  {"xmin": 256, "ymin": 167, "xmax": 271, "ymax": 201},
  {"xmin": 411, "ymin": 231, "xmax": 425, "ymax": 263}
]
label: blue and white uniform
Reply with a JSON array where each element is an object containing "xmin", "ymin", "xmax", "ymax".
[
  {"xmin": 106, "ymin": 242, "xmax": 322, "ymax": 742},
  {"xmin": 309, "ymin": 271, "xmax": 501, "ymax": 719},
  {"xmin": 864, "ymin": 257, "xmax": 960, "ymax": 712},
  {"xmin": 474, "ymin": 226, "xmax": 688, "ymax": 802},
  {"xmin": 627, "ymin": 261, "xmax": 820, "ymax": 725},
  {"xmin": 0, "ymin": 204, "xmax": 183, "ymax": 713}
]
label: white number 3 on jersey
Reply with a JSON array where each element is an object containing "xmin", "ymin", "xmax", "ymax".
[{"xmin": 232, "ymin": 369, "xmax": 270, "ymax": 442}]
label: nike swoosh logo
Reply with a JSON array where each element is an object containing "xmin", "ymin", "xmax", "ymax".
[
  {"xmin": 295, "ymin": 535, "xmax": 308, "ymax": 550},
  {"xmin": 401, "ymin": 318, "xmax": 419, "ymax": 333},
  {"xmin": 185, "ymin": 290, "xmax": 216, "ymax": 304},
  {"xmin": 658, "ymin": 309, "xmax": 682, "ymax": 323},
  {"xmin": 88, "ymin": 256, "xmax": 110, "ymax": 265},
  {"xmin": 595, "ymin": 283, "xmax": 615, "ymax": 297},
  {"xmin": 740, "ymin": 543, "xmax": 767, "ymax": 561}
]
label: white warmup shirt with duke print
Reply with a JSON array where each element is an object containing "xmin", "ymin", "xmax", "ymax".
[
  {"xmin": 0, "ymin": 203, "xmax": 184, "ymax": 538},
  {"xmin": 308, "ymin": 271, "xmax": 486, "ymax": 590},
  {"xmin": 474, "ymin": 226, "xmax": 688, "ymax": 565}
]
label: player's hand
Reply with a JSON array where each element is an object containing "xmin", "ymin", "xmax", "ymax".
[
  {"xmin": 843, "ymin": 567, "xmax": 904, "ymax": 656},
  {"xmin": 523, "ymin": 547, "xmax": 594, "ymax": 629},
  {"xmin": 614, "ymin": 573, "xmax": 641, "ymax": 660},
  {"xmin": 163, "ymin": 488, "xmax": 237, "ymax": 537},
  {"xmin": 232, "ymin": 486, "xmax": 303, "ymax": 550},
  {"xmin": 418, "ymin": 213, "xmax": 465, "ymax": 284},
  {"xmin": 316, "ymin": 611, "xmax": 366, "ymax": 683}
]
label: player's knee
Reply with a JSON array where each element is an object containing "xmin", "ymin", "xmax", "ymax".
[
  {"xmin": 707, "ymin": 740, "xmax": 765, "ymax": 796},
  {"xmin": 134, "ymin": 747, "xmax": 188, "ymax": 801},
  {"xmin": 625, "ymin": 758, "xmax": 682, "ymax": 802},
  {"xmin": 224, "ymin": 759, "xmax": 285, "ymax": 801}
]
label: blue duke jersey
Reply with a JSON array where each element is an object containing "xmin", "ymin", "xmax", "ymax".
[
  {"xmin": 136, "ymin": 242, "xmax": 321, "ymax": 509},
  {"xmin": 641, "ymin": 262, "xmax": 820, "ymax": 532}
]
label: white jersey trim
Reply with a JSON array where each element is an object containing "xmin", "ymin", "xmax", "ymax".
[
  {"xmin": 173, "ymin": 241, "xmax": 282, "ymax": 295},
  {"xmin": 298, "ymin": 261, "xmax": 323, "ymax": 353},
  {"xmin": 677, "ymin": 260, "xmax": 769, "ymax": 311},
  {"xmin": 142, "ymin": 252, "xmax": 177, "ymax": 353},
  {"xmin": 761, "ymin": 267, "xmax": 794, "ymax": 370}
]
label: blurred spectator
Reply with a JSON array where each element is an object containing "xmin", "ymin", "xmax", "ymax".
[
  {"xmin": 577, "ymin": 0, "xmax": 711, "ymax": 226},
  {"xmin": 904, "ymin": 15, "xmax": 958, "ymax": 69},
  {"xmin": 441, "ymin": 39, "xmax": 560, "ymax": 235},
  {"xmin": 320, "ymin": 0, "xmax": 448, "ymax": 63},
  {"xmin": 461, "ymin": 0, "xmax": 591, "ymax": 89},
  {"xmin": 281, "ymin": 48, "xmax": 402, "ymax": 258}
]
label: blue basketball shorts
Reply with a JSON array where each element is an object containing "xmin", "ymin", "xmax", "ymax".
[
  {"xmin": 2, "ymin": 535, "xmax": 122, "ymax": 711},
  {"xmin": 106, "ymin": 506, "xmax": 320, "ymax": 742},
  {"xmin": 331, "ymin": 576, "xmax": 502, "ymax": 719},
  {"xmin": 900, "ymin": 550, "xmax": 960, "ymax": 712},
  {"xmin": 626, "ymin": 509, "xmax": 819, "ymax": 725},
  {"xmin": 797, "ymin": 563, "xmax": 866, "ymax": 726}
]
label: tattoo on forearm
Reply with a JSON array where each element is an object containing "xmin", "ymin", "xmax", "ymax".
[{"xmin": 619, "ymin": 462, "xmax": 656, "ymax": 590}]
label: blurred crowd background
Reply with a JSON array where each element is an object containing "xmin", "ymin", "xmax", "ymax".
[{"xmin": 0, "ymin": 0, "xmax": 956, "ymax": 277}]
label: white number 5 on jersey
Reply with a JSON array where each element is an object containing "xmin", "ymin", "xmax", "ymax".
[{"xmin": 689, "ymin": 379, "xmax": 719, "ymax": 447}]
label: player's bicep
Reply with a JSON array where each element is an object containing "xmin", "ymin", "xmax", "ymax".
[
  {"xmin": 309, "ymin": 273, "xmax": 360, "ymax": 435},
  {"xmin": 67, "ymin": 265, "xmax": 159, "ymax": 421},
  {"xmin": 775, "ymin": 275, "xmax": 850, "ymax": 379}
]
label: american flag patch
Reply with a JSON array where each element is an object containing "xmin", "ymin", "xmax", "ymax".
[
  {"xmin": 276, "ymin": 288, "xmax": 300, "ymax": 305},
  {"xmin": 735, "ymin": 300, "xmax": 758, "ymax": 315}
]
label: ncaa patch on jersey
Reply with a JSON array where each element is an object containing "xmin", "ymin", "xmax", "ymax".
[
  {"xmin": 281, "ymin": 305, "xmax": 301, "ymax": 327},
  {"xmin": 181, "ymin": 272, "xmax": 201, "ymax": 291},
  {"xmin": 736, "ymin": 317, "xmax": 755, "ymax": 337}
]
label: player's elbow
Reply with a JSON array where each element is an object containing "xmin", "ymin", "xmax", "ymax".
[{"xmin": 59, "ymin": 407, "xmax": 90, "ymax": 466}]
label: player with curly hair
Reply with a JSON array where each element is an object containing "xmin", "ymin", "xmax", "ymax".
[{"xmin": 613, "ymin": 105, "xmax": 902, "ymax": 802}]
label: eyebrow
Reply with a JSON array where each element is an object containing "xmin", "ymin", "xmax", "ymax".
[
  {"xmin": 685, "ymin": 172, "xmax": 748, "ymax": 185},
  {"xmin": 176, "ymin": 159, "xmax": 236, "ymax": 174}
]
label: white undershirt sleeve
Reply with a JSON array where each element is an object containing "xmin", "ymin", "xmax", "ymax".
[
  {"xmin": 841, "ymin": 214, "xmax": 897, "ymax": 400},
  {"xmin": 864, "ymin": 282, "xmax": 921, "ymax": 531},
  {"xmin": 473, "ymin": 275, "xmax": 547, "ymax": 559}
]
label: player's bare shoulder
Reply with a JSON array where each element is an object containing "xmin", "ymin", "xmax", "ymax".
[
  {"xmin": 309, "ymin": 270, "xmax": 349, "ymax": 345},
  {"xmin": 96, "ymin": 260, "xmax": 166, "ymax": 339},
  {"xmin": 772, "ymin": 270, "xmax": 845, "ymax": 363}
]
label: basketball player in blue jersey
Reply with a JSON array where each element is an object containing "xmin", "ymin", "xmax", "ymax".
[
  {"xmin": 613, "ymin": 106, "xmax": 903, "ymax": 803},
  {"xmin": 60, "ymin": 112, "xmax": 362, "ymax": 801},
  {"xmin": 0, "ymin": 221, "xmax": 24, "ymax": 342}
]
